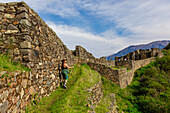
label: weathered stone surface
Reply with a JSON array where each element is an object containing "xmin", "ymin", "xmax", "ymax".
[
  {"xmin": 17, "ymin": 7, "xmax": 28, "ymax": 12},
  {"xmin": 20, "ymin": 49, "xmax": 31, "ymax": 55},
  {"xmin": 7, "ymin": 24, "xmax": 18, "ymax": 30},
  {"xmin": 20, "ymin": 41, "xmax": 31, "ymax": 49},
  {"xmin": 12, "ymin": 96, "xmax": 19, "ymax": 104},
  {"xmin": 13, "ymin": 48, "xmax": 20, "ymax": 55},
  {"xmin": 20, "ymin": 19, "xmax": 31, "ymax": 26},
  {"xmin": 50, "ymin": 74, "xmax": 55, "ymax": 80},
  {"xmin": 41, "ymin": 88, "xmax": 44, "ymax": 94},
  {"xmin": 21, "ymin": 88, "xmax": 24, "ymax": 99},
  {"xmin": 29, "ymin": 86, "xmax": 35, "ymax": 95},
  {"xmin": 5, "ymin": 30, "xmax": 19, "ymax": 34},
  {"xmin": 4, "ymin": 14, "xmax": 15, "ymax": 18},
  {"xmin": 0, "ymin": 6, "xmax": 5, "ymax": 12},
  {"xmin": 16, "ymin": 12, "xmax": 29, "ymax": 19},
  {"xmin": 0, "ymin": 100, "xmax": 8, "ymax": 113},
  {"xmin": 21, "ymin": 79, "xmax": 27, "ymax": 88}
]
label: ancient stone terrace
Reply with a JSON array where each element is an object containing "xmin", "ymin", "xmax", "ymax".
[
  {"xmin": 115, "ymin": 48, "xmax": 163, "ymax": 69},
  {"xmin": 0, "ymin": 1, "xmax": 164, "ymax": 112}
]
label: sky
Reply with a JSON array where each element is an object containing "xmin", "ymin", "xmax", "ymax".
[{"xmin": 1, "ymin": 0, "xmax": 170, "ymax": 57}]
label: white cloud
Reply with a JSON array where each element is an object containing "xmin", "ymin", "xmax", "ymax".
[
  {"xmin": 47, "ymin": 21, "xmax": 129, "ymax": 57},
  {"xmin": 1, "ymin": 0, "xmax": 170, "ymax": 57}
]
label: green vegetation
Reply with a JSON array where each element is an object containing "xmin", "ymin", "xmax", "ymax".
[
  {"xmin": 26, "ymin": 50, "xmax": 170, "ymax": 113},
  {"xmin": 26, "ymin": 63, "xmax": 101, "ymax": 113},
  {"xmin": 0, "ymin": 54, "xmax": 30, "ymax": 72},
  {"xmin": 114, "ymin": 50, "xmax": 170, "ymax": 113}
]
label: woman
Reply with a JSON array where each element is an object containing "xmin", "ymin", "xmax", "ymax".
[{"xmin": 61, "ymin": 58, "xmax": 74, "ymax": 88}]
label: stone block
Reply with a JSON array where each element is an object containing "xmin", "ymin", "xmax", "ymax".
[
  {"xmin": 21, "ymin": 79, "xmax": 27, "ymax": 88},
  {"xmin": 5, "ymin": 30, "xmax": 19, "ymax": 34},
  {"xmin": 13, "ymin": 48, "xmax": 20, "ymax": 55},
  {"xmin": 17, "ymin": 7, "xmax": 28, "ymax": 13},
  {"xmin": 0, "ymin": 100, "xmax": 8, "ymax": 113},
  {"xmin": 21, "ymin": 88, "xmax": 24, "ymax": 99},
  {"xmin": 23, "ymin": 55, "xmax": 33, "ymax": 62},
  {"xmin": 20, "ymin": 49, "xmax": 31, "ymax": 55},
  {"xmin": 0, "ymin": 6, "xmax": 5, "ymax": 12},
  {"xmin": 50, "ymin": 74, "xmax": 55, "ymax": 80},
  {"xmin": 20, "ymin": 41, "xmax": 31, "ymax": 49},
  {"xmin": 12, "ymin": 96, "xmax": 19, "ymax": 104},
  {"xmin": 20, "ymin": 19, "xmax": 31, "ymax": 26},
  {"xmin": 7, "ymin": 24, "xmax": 18, "ymax": 30},
  {"xmin": 13, "ymin": 56, "xmax": 22, "ymax": 63},
  {"xmin": 4, "ymin": 14, "xmax": 15, "ymax": 18},
  {"xmin": 29, "ymin": 86, "xmax": 35, "ymax": 95},
  {"xmin": 16, "ymin": 12, "xmax": 29, "ymax": 19},
  {"xmin": 41, "ymin": 88, "xmax": 44, "ymax": 94}
]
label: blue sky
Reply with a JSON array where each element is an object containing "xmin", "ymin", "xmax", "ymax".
[{"xmin": 1, "ymin": 0, "xmax": 170, "ymax": 57}]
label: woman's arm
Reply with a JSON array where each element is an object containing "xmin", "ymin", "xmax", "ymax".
[{"xmin": 65, "ymin": 64, "xmax": 74, "ymax": 69}]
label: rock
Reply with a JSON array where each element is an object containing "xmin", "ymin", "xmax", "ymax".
[
  {"xmin": 5, "ymin": 30, "xmax": 19, "ymax": 34},
  {"xmin": 17, "ymin": 7, "xmax": 28, "ymax": 13},
  {"xmin": 13, "ymin": 48, "xmax": 20, "ymax": 55},
  {"xmin": 4, "ymin": 14, "xmax": 15, "ymax": 18},
  {"xmin": 20, "ymin": 41, "xmax": 31, "ymax": 49},
  {"xmin": 20, "ymin": 19, "xmax": 31, "ymax": 26},
  {"xmin": 21, "ymin": 79, "xmax": 27, "ymax": 88},
  {"xmin": 12, "ymin": 96, "xmax": 19, "ymax": 104},
  {"xmin": 7, "ymin": 24, "xmax": 18, "ymax": 30},
  {"xmin": 21, "ymin": 88, "xmax": 24, "ymax": 99},
  {"xmin": 20, "ymin": 49, "xmax": 31, "ymax": 55},
  {"xmin": 41, "ymin": 88, "xmax": 44, "ymax": 94},
  {"xmin": 16, "ymin": 12, "xmax": 29, "ymax": 19},
  {"xmin": 50, "ymin": 74, "xmax": 55, "ymax": 80},
  {"xmin": 29, "ymin": 86, "xmax": 35, "ymax": 95},
  {"xmin": 0, "ymin": 100, "xmax": 8, "ymax": 113},
  {"xmin": 13, "ymin": 56, "xmax": 22, "ymax": 63},
  {"xmin": 0, "ymin": 6, "xmax": 5, "ymax": 12},
  {"xmin": 23, "ymin": 35, "xmax": 32, "ymax": 41},
  {"xmin": 17, "ymin": 100, "xmax": 21, "ymax": 108},
  {"xmin": 13, "ymin": 21, "xmax": 19, "ymax": 25}
]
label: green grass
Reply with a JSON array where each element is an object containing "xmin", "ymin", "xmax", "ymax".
[
  {"xmin": 0, "ymin": 54, "xmax": 30, "ymax": 72},
  {"xmin": 114, "ymin": 50, "xmax": 170, "ymax": 113},
  {"xmin": 26, "ymin": 63, "xmax": 101, "ymax": 113},
  {"xmin": 26, "ymin": 50, "xmax": 170, "ymax": 113}
]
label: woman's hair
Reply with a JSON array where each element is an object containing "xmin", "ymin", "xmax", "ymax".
[{"xmin": 61, "ymin": 58, "xmax": 66, "ymax": 69}]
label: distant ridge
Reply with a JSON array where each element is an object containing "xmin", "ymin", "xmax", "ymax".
[{"xmin": 106, "ymin": 40, "xmax": 170, "ymax": 60}]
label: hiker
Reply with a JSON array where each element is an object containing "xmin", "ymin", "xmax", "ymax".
[{"xmin": 61, "ymin": 58, "xmax": 74, "ymax": 88}]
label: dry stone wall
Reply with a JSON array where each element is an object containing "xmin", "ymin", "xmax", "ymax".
[
  {"xmin": 0, "ymin": 2, "xmax": 115, "ymax": 112},
  {"xmin": 0, "ymin": 70, "xmax": 60, "ymax": 113},
  {"xmin": 0, "ymin": 1, "xmax": 164, "ymax": 112},
  {"xmin": 75, "ymin": 45, "xmax": 115, "ymax": 67}
]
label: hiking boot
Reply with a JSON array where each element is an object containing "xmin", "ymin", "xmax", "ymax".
[{"xmin": 64, "ymin": 85, "xmax": 67, "ymax": 89}]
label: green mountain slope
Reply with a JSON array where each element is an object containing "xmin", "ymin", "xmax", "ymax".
[
  {"xmin": 116, "ymin": 49, "xmax": 170, "ymax": 113},
  {"xmin": 26, "ymin": 50, "xmax": 169, "ymax": 113}
]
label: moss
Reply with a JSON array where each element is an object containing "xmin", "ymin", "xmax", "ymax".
[{"xmin": 0, "ymin": 54, "xmax": 31, "ymax": 72}]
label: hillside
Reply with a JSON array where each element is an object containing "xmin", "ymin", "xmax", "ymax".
[
  {"xmin": 26, "ymin": 49, "xmax": 170, "ymax": 113},
  {"xmin": 106, "ymin": 40, "xmax": 170, "ymax": 60},
  {"xmin": 115, "ymin": 49, "xmax": 170, "ymax": 113},
  {"xmin": 25, "ymin": 64, "xmax": 117, "ymax": 113}
]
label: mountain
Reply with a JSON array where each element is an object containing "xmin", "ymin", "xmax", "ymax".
[{"xmin": 106, "ymin": 40, "xmax": 170, "ymax": 60}]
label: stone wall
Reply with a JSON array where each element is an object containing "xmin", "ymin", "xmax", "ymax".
[
  {"xmin": 87, "ymin": 81, "xmax": 103, "ymax": 113},
  {"xmin": 115, "ymin": 48, "xmax": 163, "ymax": 61},
  {"xmin": 89, "ymin": 81, "xmax": 102, "ymax": 105},
  {"xmin": 88, "ymin": 57, "xmax": 156, "ymax": 88},
  {"xmin": 0, "ymin": 70, "xmax": 60, "ymax": 113},
  {"xmin": 0, "ymin": 1, "xmax": 163, "ymax": 112},
  {"xmin": 75, "ymin": 46, "xmax": 115, "ymax": 67}
]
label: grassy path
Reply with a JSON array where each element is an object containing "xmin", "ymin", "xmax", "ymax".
[{"xmin": 26, "ymin": 64, "xmax": 101, "ymax": 113}]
